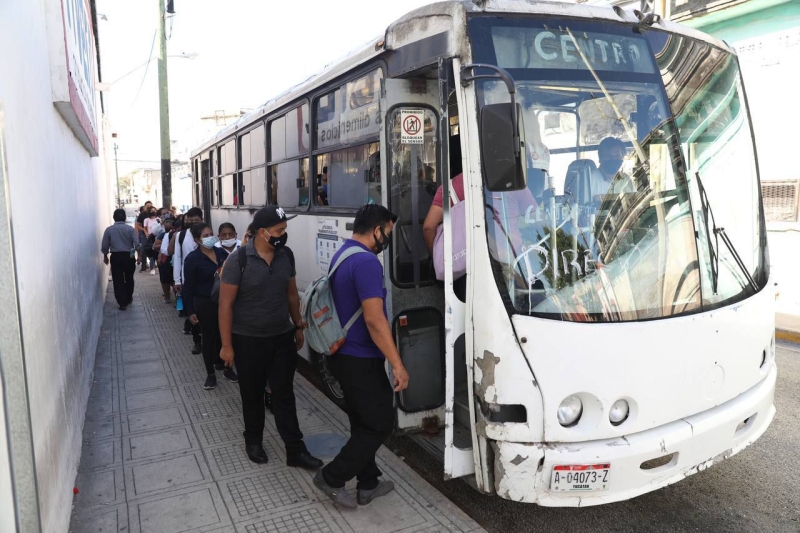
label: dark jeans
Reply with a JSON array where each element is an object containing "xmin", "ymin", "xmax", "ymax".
[
  {"xmin": 109, "ymin": 252, "xmax": 136, "ymax": 306},
  {"xmin": 233, "ymin": 331, "xmax": 307, "ymax": 455},
  {"xmin": 321, "ymin": 354, "xmax": 393, "ymax": 491},
  {"xmin": 194, "ymin": 296, "xmax": 222, "ymax": 375}
]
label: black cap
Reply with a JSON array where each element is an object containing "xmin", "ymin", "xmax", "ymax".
[{"xmin": 252, "ymin": 206, "xmax": 296, "ymax": 230}]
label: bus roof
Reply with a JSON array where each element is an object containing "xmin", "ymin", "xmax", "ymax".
[{"xmin": 191, "ymin": 0, "xmax": 735, "ymax": 158}]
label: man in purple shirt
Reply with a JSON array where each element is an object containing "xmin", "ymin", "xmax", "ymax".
[{"xmin": 314, "ymin": 205, "xmax": 409, "ymax": 509}]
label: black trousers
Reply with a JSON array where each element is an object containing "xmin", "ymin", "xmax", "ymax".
[
  {"xmin": 194, "ymin": 296, "xmax": 222, "ymax": 375},
  {"xmin": 321, "ymin": 354, "xmax": 393, "ymax": 491},
  {"xmin": 109, "ymin": 252, "xmax": 136, "ymax": 306},
  {"xmin": 184, "ymin": 318, "xmax": 201, "ymax": 344},
  {"xmin": 233, "ymin": 331, "xmax": 306, "ymax": 455}
]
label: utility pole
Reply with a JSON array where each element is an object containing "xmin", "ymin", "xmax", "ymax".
[
  {"xmin": 114, "ymin": 142, "xmax": 121, "ymax": 207},
  {"xmin": 157, "ymin": 0, "xmax": 172, "ymax": 209}
]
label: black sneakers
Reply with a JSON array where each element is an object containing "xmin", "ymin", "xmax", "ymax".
[
  {"xmin": 223, "ymin": 368, "xmax": 239, "ymax": 383},
  {"xmin": 191, "ymin": 342, "xmax": 202, "ymax": 354},
  {"xmin": 203, "ymin": 374, "xmax": 217, "ymax": 390}
]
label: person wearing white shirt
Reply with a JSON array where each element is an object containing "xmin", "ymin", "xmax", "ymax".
[
  {"xmin": 171, "ymin": 207, "xmax": 204, "ymax": 351},
  {"xmin": 215, "ymin": 222, "xmax": 241, "ymax": 254}
]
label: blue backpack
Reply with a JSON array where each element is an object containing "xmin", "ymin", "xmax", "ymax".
[{"xmin": 301, "ymin": 247, "xmax": 368, "ymax": 356}]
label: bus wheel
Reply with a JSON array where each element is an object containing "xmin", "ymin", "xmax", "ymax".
[{"xmin": 309, "ymin": 350, "xmax": 346, "ymax": 409}]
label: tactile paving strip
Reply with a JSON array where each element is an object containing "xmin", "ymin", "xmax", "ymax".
[
  {"xmin": 226, "ymin": 470, "xmax": 309, "ymax": 517},
  {"xmin": 195, "ymin": 417, "xmax": 244, "ymax": 447},
  {"xmin": 243, "ymin": 507, "xmax": 332, "ymax": 533},
  {"xmin": 187, "ymin": 396, "xmax": 242, "ymax": 422},
  {"xmin": 209, "ymin": 440, "xmax": 279, "ymax": 477},
  {"xmin": 168, "ymin": 354, "xmax": 203, "ymax": 371},
  {"xmin": 174, "ymin": 367, "xmax": 211, "ymax": 385}
]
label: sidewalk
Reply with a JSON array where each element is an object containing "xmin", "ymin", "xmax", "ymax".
[
  {"xmin": 69, "ymin": 272, "xmax": 485, "ymax": 533},
  {"xmin": 776, "ymin": 313, "xmax": 800, "ymax": 344}
]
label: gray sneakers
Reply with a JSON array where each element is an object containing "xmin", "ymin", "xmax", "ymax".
[
  {"xmin": 313, "ymin": 471, "xmax": 357, "ymax": 509},
  {"xmin": 357, "ymin": 480, "xmax": 394, "ymax": 505}
]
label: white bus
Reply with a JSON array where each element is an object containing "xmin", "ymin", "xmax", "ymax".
[{"xmin": 191, "ymin": 1, "xmax": 775, "ymax": 506}]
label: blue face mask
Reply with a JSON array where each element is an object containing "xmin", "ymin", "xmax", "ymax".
[{"xmin": 200, "ymin": 236, "xmax": 218, "ymax": 249}]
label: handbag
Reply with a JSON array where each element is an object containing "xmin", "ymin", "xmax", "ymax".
[{"xmin": 433, "ymin": 184, "xmax": 467, "ymax": 281}]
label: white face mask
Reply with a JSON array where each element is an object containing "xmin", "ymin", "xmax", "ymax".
[{"xmin": 220, "ymin": 238, "xmax": 237, "ymax": 248}]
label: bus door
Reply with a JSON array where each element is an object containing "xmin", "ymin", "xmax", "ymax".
[
  {"xmin": 381, "ymin": 73, "xmax": 476, "ymax": 480},
  {"xmin": 380, "ymin": 78, "xmax": 447, "ymax": 435}
]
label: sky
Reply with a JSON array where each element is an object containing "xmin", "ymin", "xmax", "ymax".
[{"xmin": 97, "ymin": 0, "xmax": 435, "ymax": 176}]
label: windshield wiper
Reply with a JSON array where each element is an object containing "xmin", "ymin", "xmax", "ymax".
[{"xmin": 695, "ymin": 172, "xmax": 758, "ymax": 294}]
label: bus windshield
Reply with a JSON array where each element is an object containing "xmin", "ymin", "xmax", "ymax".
[{"xmin": 468, "ymin": 17, "xmax": 767, "ymax": 322}]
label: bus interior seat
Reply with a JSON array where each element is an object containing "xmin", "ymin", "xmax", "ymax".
[{"xmin": 564, "ymin": 159, "xmax": 598, "ymax": 206}]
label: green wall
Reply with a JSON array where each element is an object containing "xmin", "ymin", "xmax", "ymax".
[{"xmin": 692, "ymin": 1, "xmax": 800, "ymax": 42}]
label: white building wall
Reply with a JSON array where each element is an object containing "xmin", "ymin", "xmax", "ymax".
[
  {"xmin": 0, "ymin": 375, "xmax": 15, "ymax": 532},
  {"xmin": 0, "ymin": 1, "xmax": 110, "ymax": 532}
]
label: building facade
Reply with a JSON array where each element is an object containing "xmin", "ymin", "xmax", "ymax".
[{"xmin": 0, "ymin": 0, "xmax": 112, "ymax": 531}]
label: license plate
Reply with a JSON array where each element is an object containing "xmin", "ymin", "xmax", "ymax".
[{"xmin": 550, "ymin": 464, "xmax": 610, "ymax": 492}]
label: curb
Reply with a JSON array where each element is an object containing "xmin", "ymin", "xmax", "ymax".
[{"xmin": 776, "ymin": 328, "xmax": 800, "ymax": 344}]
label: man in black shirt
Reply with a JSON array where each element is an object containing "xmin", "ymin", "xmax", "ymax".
[{"xmin": 219, "ymin": 206, "xmax": 322, "ymax": 470}]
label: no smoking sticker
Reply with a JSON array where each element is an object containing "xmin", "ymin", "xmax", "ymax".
[{"xmin": 400, "ymin": 110, "xmax": 424, "ymax": 144}]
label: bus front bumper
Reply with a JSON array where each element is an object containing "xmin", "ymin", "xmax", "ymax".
[{"xmin": 491, "ymin": 363, "xmax": 777, "ymax": 506}]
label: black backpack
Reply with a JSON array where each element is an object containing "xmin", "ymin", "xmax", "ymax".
[{"xmin": 210, "ymin": 247, "xmax": 248, "ymax": 303}]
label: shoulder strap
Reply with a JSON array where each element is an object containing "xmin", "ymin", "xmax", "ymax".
[
  {"xmin": 328, "ymin": 247, "xmax": 369, "ymax": 331},
  {"xmin": 179, "ymin": 229, "xmax": 188, "ymax": 246},
  {"xmin": 448, "ymin": 181, "xmax": 460, "ymax": 206},
  {"xmin": 328, "ymin": 247, "xmax": 367, "ymax": 277},
  {"xmin": 237, "ymin": 246, "xmax": 248, "ymax": 274}
]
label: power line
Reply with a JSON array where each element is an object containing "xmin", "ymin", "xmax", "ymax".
[{"xmin": 127, "ymin": 30, "xmax": 157, "ymax": 113}]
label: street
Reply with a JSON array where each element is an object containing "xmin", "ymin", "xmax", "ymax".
[{"xmin": 386, "ymin": 343, "xmax": 800, "ymax": 533}]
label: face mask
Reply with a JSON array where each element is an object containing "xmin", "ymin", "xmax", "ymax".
[
  {"xmin": 262, "ymin": 231, "xmax": 288, "ymax": 249},
  {"xmin": 600, "ymin": 159, "xmax": 623, "ymax": 177},
  {"xmin": 220, "ymin": 238, "xmax": 237, "ymax": 248},
  {"xmin": 200, "ymin": 236, "xmax": 218, "ymax": 249},
  {"xmin": 374, "ymin": 228, "xmax": 390, "ymax": 254}
]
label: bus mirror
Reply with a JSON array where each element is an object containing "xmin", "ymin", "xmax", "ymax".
[{"xmin": 480, "ymin": 103, "xmax": 527, "ymax": 192}]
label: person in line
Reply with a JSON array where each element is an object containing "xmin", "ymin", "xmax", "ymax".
[
  {"xmin": 143, "ymin": 208, "xmax": 162, "ymax": 274},
  {"xmin": 182, "ymin": 222, "xmax": 239, "ymax": 389},
  {"xmin": 135, "ymin": 200, "xmax": 153, "ymax": 271},
  {"xmin": 219, "ymin": 206, "xmax": 322, "ymax": 469},
  {"xmin": 101, "ymin": 209, "xmax": 140, "ymax": 310},
  {"xmin": 317, "ymin": 166, "xmax": 329, "ymax": 205},
  {"xmin": 172, "ymin": 207, "xmax": 204, "ymax": 353},
  {"xmin": 216, "ymin": 222, "xmax": 241, "ymax": 254},
  {"xmin": 314, "ymin": 204, "xmax": 408, "ymax": 509},
  {"xmin": 237, "ymin": 222, "xmax": 273, "ymax": 412},
  {"xmin": 153, "ymin": 218, "xmax": 175, "ymax": 303}
]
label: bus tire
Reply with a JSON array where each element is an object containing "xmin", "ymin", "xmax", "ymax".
[{"xmin": 309, "ymin": 349, "xmax": 346, "ymax": 409}]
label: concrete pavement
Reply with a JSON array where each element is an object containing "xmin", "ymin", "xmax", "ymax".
[{"xmin": 69, "ymin": 272, "xmax": 484, "ymax": 533}]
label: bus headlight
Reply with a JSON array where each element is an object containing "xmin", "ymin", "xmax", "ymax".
[
  {"xmin": 557, "ymin": 395, "xmax": 583, "ymax": 427},
  {"xmin": 609, "ymin": 399, "xmax": 629, "ymax": 426}
]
